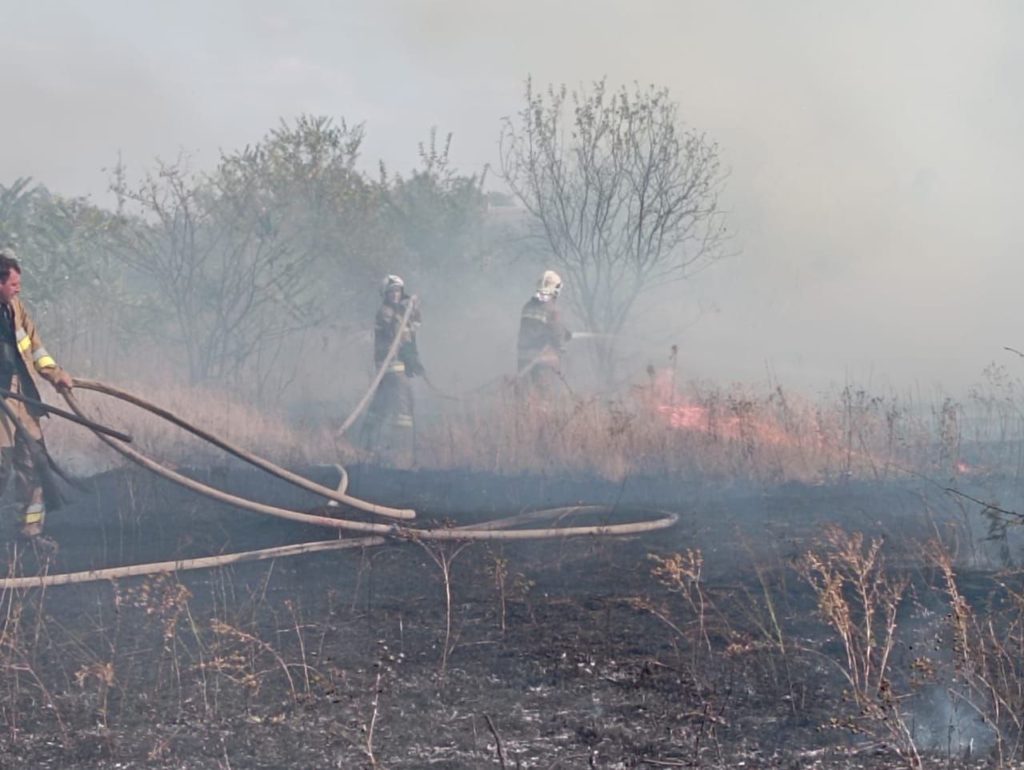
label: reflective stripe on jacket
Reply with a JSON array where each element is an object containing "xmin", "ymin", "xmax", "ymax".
[{"xmin": 4, "ymin": 297, "xmax": 66, "ymax": 415}]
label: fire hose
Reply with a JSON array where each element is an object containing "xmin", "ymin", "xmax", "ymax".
[
  {"xmin": 69, "ymin": 379, "xmax": 414, "ymax": 521},
  {"xmin": 0, "ymin": 308, "xmax": 678, "ymax": 588},
  {"xmin": 0, "ymin": 505, "xmax": 675, "ymax": 588},
  {"xmin": 334, "ymin": 297, "xmax": 418, "ymax": 438},
  {"xmin": 442, "ymin": 331, "xmax": 625, "ymax": 400},
  {"xmin": 59, "ymin": 384, "xmax": 679, "ymax": 547}
]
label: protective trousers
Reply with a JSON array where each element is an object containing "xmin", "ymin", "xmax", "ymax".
[
  {"xmin": 362, "ymin": 372, "xmax": 415, "ymax": 467},
  {"xmin": 0, "ymin": 377, "xmax": 46, "ymax": 534}
]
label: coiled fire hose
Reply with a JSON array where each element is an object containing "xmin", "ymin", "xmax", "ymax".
[{"xmin": 0, "ymin": 303, "xmax": 678, "ymax": 588}]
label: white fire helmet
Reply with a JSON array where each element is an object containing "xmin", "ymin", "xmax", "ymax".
[
  {"xmin": 536, "ymin": 269, "xmax": 562, "ymax": 300},
  {"xmin": 381, "ymin": 274, "xmax": 405, "ymax": 297}
]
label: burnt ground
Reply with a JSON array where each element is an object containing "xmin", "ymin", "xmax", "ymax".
[{"xmin": 0, "ymin": 463, "xmax": 1021, "ymax": 769}]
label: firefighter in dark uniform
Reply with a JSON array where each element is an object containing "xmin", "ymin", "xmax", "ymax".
[
  {"xmin": 0, "ymin": 249, "xmax": 74, "ymax": 538},
  {"xmin": 517, "ymin": 269, "xmax": 571, "ymax": 398},
  {"xmin": 362, "ymin": 275, "xmax": 423, "ymax": 465}
]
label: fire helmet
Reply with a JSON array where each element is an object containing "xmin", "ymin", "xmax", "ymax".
[
  {"xmin": 381, "ymin": 274, "xmax": 405, "ymax": 297},
  {"xmin": 536, "ymin": 269, "xmax": 562, "ymax": 300}
]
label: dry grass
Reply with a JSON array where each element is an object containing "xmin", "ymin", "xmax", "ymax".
[
  {"xmin": 5, "ymin": 366, "xmax": 1024, "ymax": 765},
  {"xmin": 417, "ymin": 376, "xmax": 960, "ymax": 483},
  {"xmin": 27, "ymin": 361, "xmax": 1024, "ymax": 487},
  {"xmin": 43, "ymin": 381, "xmax": 348, "ymax": 477},
  {"xmin": 796, "ymin": 526, "xmax": 919, "ymax": 768},
  {"xmin": 927, "ymin": 540, "xmax": 1024, "ymax": 764}
]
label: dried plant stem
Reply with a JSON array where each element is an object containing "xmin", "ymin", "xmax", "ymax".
[
  {"xmin": 365, "ymin": 669, "xmax": 382, "ymax": 768},
  {"xmin": 483, "ymin": 713, "xmax": 508, "ymax": 769},
  {"xmin": 418, "ymin": 541, "xmax": 471, "ymax": 678}
]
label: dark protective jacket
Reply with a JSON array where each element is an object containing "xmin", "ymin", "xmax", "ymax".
[
  {"xmin": 0, "ymin": 297, "xmax": 67, "ymax": 417},
  {"xmin": 374, "ymin": 296, "xmax": 423, "ymax": 376},
  {"xmin": 517, "ymin": 296, "xmax": 570, "ymax": 373}
]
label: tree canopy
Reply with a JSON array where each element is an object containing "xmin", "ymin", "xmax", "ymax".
[{"xmin": 500, "ymin": 78, "xmax": 729, "ymax": 377}]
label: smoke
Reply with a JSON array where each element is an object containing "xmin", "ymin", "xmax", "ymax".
[
  {"xmin": 3, "ymin": 1, "xmax": 1023, "ymax": 395},
  {"xmin": 909, "ymin": 685, "xmax": 994, "ymax": 757}
]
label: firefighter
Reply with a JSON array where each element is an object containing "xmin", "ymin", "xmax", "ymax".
[
  {"xmin": 0, "ymin": 249, "xmax": 74, "ymax": 538},
  {"xmin": 362, "ymin": 274, "xmax": 423, "ymax": 465},
  {"xmin": 517, "ymin": 269, "xmax": 571, "ymax": 397}
]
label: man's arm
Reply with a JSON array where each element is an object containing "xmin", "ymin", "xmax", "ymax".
[
  {"xmin": 20, "ymin": 304, "xmax": 73, "ymax": 391},
  {"xmin": 548, "ymin": 306, "xmax": 571, "ymax": 352}
]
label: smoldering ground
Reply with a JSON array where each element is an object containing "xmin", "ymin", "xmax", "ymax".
[{"xmin": 2, "ymin": 444, "xmax": 1024, "ymax": 767}]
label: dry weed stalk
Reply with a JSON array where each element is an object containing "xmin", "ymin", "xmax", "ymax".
[
  {"xmin": 0, "ymin": 570, "xmax": 68, "ymax": 744},
  {"xmin": 649, "ymin": 550, "xmax": 712, "ymax": 655},
  {"xmin": 491, "ymin": 554, "xmax": 510, "ymax": 634},
  {"xmin": 416, "ymin": 539, "xmax": 472, "ymax": 679},
  {"xmin": 632, "ymin": 548, "xmax": 723, "ymax": 691},
  {"xmin": 723, "ymin": 548, "xmax": 801, "ymax": 709},
  {"xmin": 364, "ymin": 668, "xmax": 382, "ymax": 768},
  {"xmin": 73, "ymin": 661, "xmax": 115, "ymax": 728},
  {"xmin": 116, "ymin": 574, "xmax": 194, "ymax": 702},
  {"xmin": 207, "ymin": 619, "xmax": 299, "ymax": 701},
  {"xmin": 283, "ymin": 599, "xmax": 314, "ymax": 696},
  {"xmin": 797, "ymin": 525, "xmax": 919, "ymax": 767},
  {"xmin": 927, "ymin": 540, "xmax": 1024, "ymax": 762},
  {"xmin": 489, "ymin": 551, "xmax": 535, "ymax": 633}
]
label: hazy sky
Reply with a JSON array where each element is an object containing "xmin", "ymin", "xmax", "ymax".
[{"xmin": 2, "ymin": 1, "xmax": 1022, "ymax": 395}]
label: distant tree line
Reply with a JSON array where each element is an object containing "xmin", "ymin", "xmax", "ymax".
[
  {"xmin": 0, "ymin": 80, "xmax": 729, "ymax": 402},
  {"xmin": 1, "ymin": 117, "xmax": 492, "ymax": 401}
]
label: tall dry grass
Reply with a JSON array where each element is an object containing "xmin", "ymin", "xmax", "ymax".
[
  {"xmin": 42, "ymin": 381, "xmax": 347, "ymax": 477},
  {"xmin": 926, "ymin": 540, "xmax": 1024, "ymax": 764},
  {"xmin": 416, "ymin": 376, "xmax": 970, "ymax": 484},
  {"xmin": 28, "ymin": 362, "xmax": 1024, "ymax": 487}
]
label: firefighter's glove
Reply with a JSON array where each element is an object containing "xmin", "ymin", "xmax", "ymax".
[
  {"xmin": 405, "ymin": 360, "xmax": 426, "ymax": 378},
  {"xmin": 52, "ymin": 370, "xmax": 74, "ymax": 393}
]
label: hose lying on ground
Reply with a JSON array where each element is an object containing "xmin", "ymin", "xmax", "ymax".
[
  {"xmin": 54, "ymin": 386, "xmax": 682, "ymax": 549},
  {"xmin": 0, "ymin": 335, "xmax": 679, "ymax": 587},
  {"xmin": 53, "ymin": 386, "xmax": 674, "ymax": 546},
  {"xmin": 0, "ymin": 506, "xmax": 676, "ymax": 588},
  {"xmin": 70, "ymin": 379, "xmax": 414, "ymax": 521},
  {"xmin": 58, "ymin": 388, "xmax": 413, "ymax": 533}
]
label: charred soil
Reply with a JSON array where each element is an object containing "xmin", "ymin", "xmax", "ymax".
[{"xmin": 0, "ymin": 465, "xmax": 1017, "ymax": 768}]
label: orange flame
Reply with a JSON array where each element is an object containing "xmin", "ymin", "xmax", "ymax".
[{"xmin": 646, "ymin": 369, "xmax": 793, "ymax": 445}]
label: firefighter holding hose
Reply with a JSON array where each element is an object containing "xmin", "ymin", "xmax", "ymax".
[
  {"xmin": 517, "ymin": 269, "xmax": 572, "ymax": 398},
  {"xmin": 362, "ymin": 274, "xmax": 423, "ymax": 466},
  {"xmin": 0, "ymin": 249, "xmax": 74, "ymax": 539}
]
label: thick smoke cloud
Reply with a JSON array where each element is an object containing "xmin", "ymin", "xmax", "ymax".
[{"xmin": 2, "ymin": 1, "xmax": 1021, "ymax": 395}]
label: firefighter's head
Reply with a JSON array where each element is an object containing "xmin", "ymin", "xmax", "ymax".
[
  {"xmin": 535, "ymin": 269, "xmax": 562, "ymax": 301},
  {"xmin": 380, "ymin": 274, "xmax": 406, "ymax": 304},
  {"xmin": 0, "ymin": 248, "xmax": 22, "ymax": 303}
]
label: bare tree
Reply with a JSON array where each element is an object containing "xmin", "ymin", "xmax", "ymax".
[
  {"xmin": 109, "ymin": 116, "xmax": 382, "ymax": 398},
  {"xmin": 500, "ymin": 78, "xmax": 729, "ymax": 379}
]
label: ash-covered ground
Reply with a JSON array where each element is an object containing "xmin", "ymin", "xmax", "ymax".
[{"xmin": 0, "ymin": 462, "xmax": 1021, "ymax": 769}]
